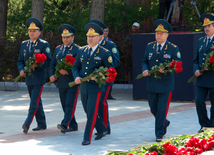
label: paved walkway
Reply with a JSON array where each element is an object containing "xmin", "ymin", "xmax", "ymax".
[{"xmin": 0, "ymin": 83, "xmax": 209, "ymax": 155}]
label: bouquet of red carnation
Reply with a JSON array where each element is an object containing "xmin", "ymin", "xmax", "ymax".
[
  {"xmin": 188, "ymin": 51, "xmax": 214, "ymax": 83},
  {"xmin": 69, "ymin": 66, "xmax": 117, "ymax": 88},
  {"xmin": 106, "ymin": 67, "xmax": 117, "ymax": 83},
  {"xmin": 47, "ymin": 55, "xmax": 76, "ymax": 86},
  {"xmin": 14, "ymin": 53, "xmax": 47, "ymax": 83},
  {"xmin": 136, "ymin": 60, "xmax": 183, "ymax": 80}
]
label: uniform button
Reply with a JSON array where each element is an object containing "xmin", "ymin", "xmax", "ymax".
[
  {"xmin": 86, "ymin": 67, "xmax": 88, "ymax": 69},
  {"xmin": 85, "ymin": 72, "xmax": 87, "ymax": 75},
  {"xmin": 154, "ymin": 76, "xmax": 156, "ymax": 78},
  {"xmin": 87, "ymin": 62, "xmax": 89, "ymax": 64},
  {"xmin": 96, "ymin": 62, "xmax": 98, "ymax": 64},
  {"xmin": 203, "ymin": 58, "xmax": 205, "ymax": 60},
  {"xmin": 156, "ymin": 60, "xmax": 158, "ymax": 62},
  {"xmin": 204, "ymin": 53, "xmax": 206, "ymax": 55},
  {"xmin": 202, "ymin": 63, "xmax": 204, "ymax": 65}
]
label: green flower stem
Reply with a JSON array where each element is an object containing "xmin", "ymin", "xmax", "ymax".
[
  {"xmin": 135, "ymin": 70, "xmax": 159, "ymax": 79},
  {"xmin": 69, "ymin": 75, "xmax": 93, "ymax": 87},
  {"xmin": 14, "ymin": 75, "xmax": 24, "ymax": 83},
  {"xmin": 46, "ymin": 75, "xmax": 57, "ymax": 86}
]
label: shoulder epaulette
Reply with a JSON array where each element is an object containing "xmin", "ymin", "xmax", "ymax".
[
  {"xmin": 56, "ymin": 44, "xmax": 62, "ymax": 48},
  {"xmin": 22, "ymin": 40, "xmax": 29, "ymax": 44},
  {"xmin": 80, "ymin": 45, "xmax": 87, "ymax": 49},
  {"xmin": 199, "ymin": 36, "xmax": 204, "ymax": 41},
  {"xmin": 169, "ymin": 42, "xmax": 177, "ymax": 48},
  {"xmin": 110, "ymin": 41, "xmax": 114, "ymax": 43},
  {"xmin": 148, "ymin": 41, "xmax": 154, "ymax": 45},
  {"xmin": 100, "ymin": 46, "xmax": 109, "ymax": 52},
  {"xmin": 74, "ymin": 43, "xmax": 80, "ymax": 48},
  {"xmin": 39, "ymin": 38, "xmax": 47, "ymax": 43}
]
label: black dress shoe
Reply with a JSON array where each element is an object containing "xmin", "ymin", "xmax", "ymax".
[
  {"xmin": 22, "ymin": 124, "xmax": 29, "ymax": 134},
  {"xmin": 107, "ymin": 96, "xmax": 116, "ymax": 100},
  {"xmin": 82, "ymin": 140, "xmax": 91, "ymax": 145},
  {"xmin": 66, "ymin": 128, "xmax": 78, "ymax": 132},
  {"xmin": 57, "ymin": 124, "xmax": 67, "ymax": 134},
  {"xmin": 106, "ymin": 129, "xmax": 111, "ymax": 134},
  {"xmin": 198, "ymin": 128, "xmax": 204, "ymax": 133},
  {"xmin": 32, "ymin": 126, "xmax": 46, "ymax": 131},
  {"xmin": 95, "ymin": 131, "xmax": 106, "ymax": 140},
  {"xmin": 156, "ymin": 137, "xmax": 162, "ymax": 142},
  {"xmin": 94, "ymin": 129, "xmax": 110, "ymax": 135},
  {"xmin": 163, "ymin": 121, "xmax": 170, "ymax": 136}
]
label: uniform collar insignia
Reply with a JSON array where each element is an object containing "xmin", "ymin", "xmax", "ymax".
[
  {"xmin": 84, "ymin": 46, "xmax": 87, "ymax": 52},
  {"xmin": 164, "ymin": 44, "xmax": 168, "ymax": 50},
  {"xmin": 96, "ymin": 47, "xmax": 100, "ymax": 54},
  {"xmin": 69, "ymin": 46, "xmax": 73, "ymax": 51},
  {"xmin": 102, "ymin": 40, "xmax": 106, "ymax": 46},
  {"xmin": 153, "ymin": 43, "xmax": 156, "ymax": 49}
]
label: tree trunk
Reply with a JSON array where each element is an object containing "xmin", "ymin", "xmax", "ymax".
[
  {"xmin": 124, "ymin": 0, "xmax": 138, "ymax": 7},
  {"xmin": 171, "ymin": 0, "xmax": 179, "ymax": 25},
  {"xmin": 0, "ymin": 0, "xmax": 8, "ymax": 40},
  {"xmin": 90, "ymin": 0, "xmax": 105, "ymax": 22},
  {"xmin": 80, "ymin": 0, "xmax": 89, "ymax": 7},
  {"xmin": 138, "ymin": 0, "xmax": 151, "ymax": 5},
  {"xmin": 31, "ymin": 0, "xmax": 44, "ymax": 36}
]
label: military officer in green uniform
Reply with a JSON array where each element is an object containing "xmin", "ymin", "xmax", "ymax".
[
  {"xmin": 89, "ymin": 19, "xmax": 120, "ymax": 135},
  {"xmin": 72, "ymin": 23, "xmax": 114, "ymax": 145},
  {"xmin": 17, "ymin": 17, "xmax": 51, "ymax": 134},
  {"xmin": 49, "ymin": 24, "xmax": 80, "ymax": 133},
  {"xmin": 141, "ymin": 19, "xmax": 181, "ymax": 142},
  {"xmin": 194, "ymin": 13, "xmax": 214, "ymax": 133}
]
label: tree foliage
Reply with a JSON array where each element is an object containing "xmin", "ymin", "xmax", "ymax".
[{"xmin": 1, "ymin": 0, "xmax": 213, "ymax": 82}]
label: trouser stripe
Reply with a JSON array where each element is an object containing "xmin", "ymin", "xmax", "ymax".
[
  {"xmin": 103, "ymin": 86, "xmax": 111, "ymax": 127},
  {"xmin": 89, "ymin": 92, "xmax": 101, "ymax": 141},
  {"xmin": 66, "ymin": 87, "xmax": 80, "ymax": 128},
  {"xmin": 164, "ymin": 91, "xmax": 172, "ymax": 123},
  {"xmin": 30, "ymin": 85, "xmax": 44, "ymax": 126}
]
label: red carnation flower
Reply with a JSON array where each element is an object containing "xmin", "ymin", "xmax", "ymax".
[
  {"xmin": 209, "ymin": 57, "xmax": 214, "ymax": 63},
  {"xmin": 175, "ymin": 61, "xmax": 182, "ymax": 68},
  {"xmin": 170, "ymin": 60, "xmax": 176, "ymax": 67}
]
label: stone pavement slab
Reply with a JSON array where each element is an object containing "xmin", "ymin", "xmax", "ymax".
[{"xmin": 0, "ymin": 84, "xmax": 206, "ymax": 155}]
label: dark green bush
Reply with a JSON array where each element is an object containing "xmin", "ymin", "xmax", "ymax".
[{"xmin": 2, "ymin": 0, "xmax": 213, "ymax": 83}]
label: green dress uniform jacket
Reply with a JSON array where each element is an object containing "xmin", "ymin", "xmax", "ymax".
[
  {"xmin": 100, "ymin": 38, "xmax": 120, "ymax": 68},
  {"xmin": 49, "ymin": 42, "xmax": 80, "ymax": 89},
  {"xmin": 72, "ymin": 44, "xmax": 114, "ymax": 142},
  {"xmin": 17, "ymin": 38, "xmax": 51, "ymax": 129},
  {"xmin": 142, "ymin": 40, "xmax": 181, "ymax": 93},
  {"xmin": 194, "ymin": 36, "xmax": 214, "ymax": 88},
  {"xmin": 17, "ymin": 38, "xmax": 51, "ymax": 85},
  {"xmin": 72, "ymin": 45, "xmax": 114, "ymax": 93},
  {"xmin": 49, "ymin": 42, "xmax": 80, "ymax": 129}
]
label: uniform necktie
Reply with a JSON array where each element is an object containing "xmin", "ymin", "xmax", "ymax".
[
  {"xmin": 157, "ymin": 44, "xmax": 161, "ymax": 53},
  {"xmin": 30, "ymin": 42, "xmax": 34, "ymax": 52},
  {"xmin": 88, "ymin": 48, "xmax": 92, "ymax": 58},
  {"xmin": 63, "ymin": 46, "xmax": 69, "ymax": 56},
  {"xmin": 207, "ymin": 38, "xmax": 211, "ymax": 47}
]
